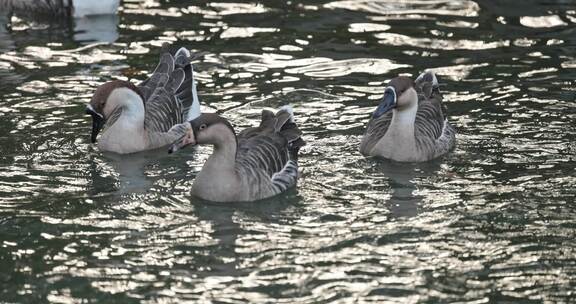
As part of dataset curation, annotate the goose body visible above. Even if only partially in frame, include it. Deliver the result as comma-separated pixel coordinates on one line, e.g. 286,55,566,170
360,71,456,162
1,0,118,18
170,107,305,202
86,47,201,154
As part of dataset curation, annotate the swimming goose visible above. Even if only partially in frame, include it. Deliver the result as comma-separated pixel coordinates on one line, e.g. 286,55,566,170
169,106,306,202
1,0,119,18
86,47,201,154
360,71,456,162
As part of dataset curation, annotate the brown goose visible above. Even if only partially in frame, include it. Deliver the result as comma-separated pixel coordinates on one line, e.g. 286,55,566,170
360,71,456,162
169,106,305,202
85,47,201,154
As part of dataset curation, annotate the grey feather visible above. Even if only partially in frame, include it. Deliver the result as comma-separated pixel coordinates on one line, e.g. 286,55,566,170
138,48,199,133
359,111,393,154
235,107,305,198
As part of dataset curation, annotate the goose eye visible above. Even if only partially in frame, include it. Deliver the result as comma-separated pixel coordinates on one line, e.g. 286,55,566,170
199,124,207,130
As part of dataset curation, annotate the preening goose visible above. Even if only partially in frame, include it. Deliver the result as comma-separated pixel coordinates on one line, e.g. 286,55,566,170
169,106,306,203
360,71,456,162
86,47,201,154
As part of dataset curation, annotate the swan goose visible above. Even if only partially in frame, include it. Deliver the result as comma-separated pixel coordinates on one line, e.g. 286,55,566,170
86,47,201,154
169,106,305,202
360,71,456,162
1,0,118,18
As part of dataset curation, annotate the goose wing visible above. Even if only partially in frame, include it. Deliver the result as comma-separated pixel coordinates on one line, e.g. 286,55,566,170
236,107,304,193
414,71,446,141
236,133,292,178
139,47,200,133
360,111,393,154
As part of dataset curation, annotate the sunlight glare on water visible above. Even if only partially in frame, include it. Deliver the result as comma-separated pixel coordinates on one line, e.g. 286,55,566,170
0,0,575,303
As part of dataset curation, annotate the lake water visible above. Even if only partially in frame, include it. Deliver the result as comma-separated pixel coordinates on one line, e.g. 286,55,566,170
1,0,575,302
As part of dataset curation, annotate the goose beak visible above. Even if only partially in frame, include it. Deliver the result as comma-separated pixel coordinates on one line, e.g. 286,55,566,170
86,105,105,143
372,86,396,118
168,123,196,154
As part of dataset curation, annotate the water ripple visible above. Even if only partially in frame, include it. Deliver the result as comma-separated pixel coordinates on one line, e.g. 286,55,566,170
0,0,575,303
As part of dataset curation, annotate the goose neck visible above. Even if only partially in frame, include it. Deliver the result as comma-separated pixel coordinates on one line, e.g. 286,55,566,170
392,102,417,127
204,132,238,174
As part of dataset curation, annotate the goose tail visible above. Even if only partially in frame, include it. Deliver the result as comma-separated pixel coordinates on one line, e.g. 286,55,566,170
415,70,438,86
275,105,306,158
415,70,441,99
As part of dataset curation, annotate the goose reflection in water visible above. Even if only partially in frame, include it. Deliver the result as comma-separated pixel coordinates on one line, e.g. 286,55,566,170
85,150,171,196
183,195,295,278
370,159,443,218
73,14,118,43
106,152,166,195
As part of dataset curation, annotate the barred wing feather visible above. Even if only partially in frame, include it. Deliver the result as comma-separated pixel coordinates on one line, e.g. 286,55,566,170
414,73,455,156
138,47,199,133
235,108,303,197
236,134,297,196
360,111,393,154
414,97,445,141
144,87,183,133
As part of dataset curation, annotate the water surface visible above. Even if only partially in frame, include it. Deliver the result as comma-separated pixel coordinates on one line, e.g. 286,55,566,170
1,0,575,302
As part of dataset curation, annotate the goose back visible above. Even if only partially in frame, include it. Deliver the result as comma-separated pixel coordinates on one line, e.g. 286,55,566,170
413,77,446,146
234,107,305,200
413,73,456,158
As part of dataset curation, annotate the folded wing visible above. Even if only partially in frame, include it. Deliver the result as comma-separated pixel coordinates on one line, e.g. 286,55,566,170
236,106,305,195
414,71,445,141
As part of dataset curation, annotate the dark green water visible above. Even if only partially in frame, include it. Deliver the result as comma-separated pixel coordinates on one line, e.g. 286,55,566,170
1,0,575,303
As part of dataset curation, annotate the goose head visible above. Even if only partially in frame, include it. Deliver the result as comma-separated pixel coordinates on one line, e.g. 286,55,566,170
86,80,142,143
372,76,418,118
168,113,236,153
